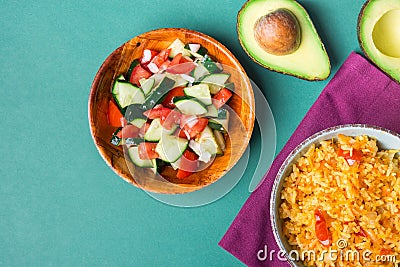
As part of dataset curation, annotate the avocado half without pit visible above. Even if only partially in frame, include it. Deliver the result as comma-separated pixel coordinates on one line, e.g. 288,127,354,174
358,0,400,83
237,0,331,81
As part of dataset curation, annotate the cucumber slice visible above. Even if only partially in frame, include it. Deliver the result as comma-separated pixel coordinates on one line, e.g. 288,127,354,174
142,77,175,110
204,104,218,117
128,146,153,168
173,97,207,115
165,73,189,88
184,44,208,57
124,138,144,146
183,84,212,105
217,108,228,119
150,159,158,174
144,118,162,141
193,63,210,80
116,74,125,81
111,129,145,146
213,129,226,155
150,158,168,174
124,104,146,127
208,121,225,132
183,47,204,58
144,118,177,142
130,118,146,128
203,56,223,74
197,47,208,57
209,118,229,132
209,119,229,133
180,74,195,84
139,77,155,96
150,73,167,87
209,109,229,131
170,157,181,170
112,80,145,108
125,59,140,80
188,126,219,163
110,127,123,146
199,73,230,94
155,134,188,163
224,82,235,91
167,38,191,58
187,50,203,58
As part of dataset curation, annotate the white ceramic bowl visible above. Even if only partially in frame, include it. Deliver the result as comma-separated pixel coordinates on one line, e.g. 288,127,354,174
270,124,400,266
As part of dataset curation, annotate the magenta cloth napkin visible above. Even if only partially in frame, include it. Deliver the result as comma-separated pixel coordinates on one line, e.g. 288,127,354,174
218,52,400,266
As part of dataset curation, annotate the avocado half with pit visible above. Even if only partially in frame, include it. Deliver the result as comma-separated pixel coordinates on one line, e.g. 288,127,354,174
358,0,400,83
237,0,331,81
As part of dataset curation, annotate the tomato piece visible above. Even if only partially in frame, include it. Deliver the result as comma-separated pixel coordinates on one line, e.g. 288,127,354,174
355,228,367,237
176,169,191,179
121,124,140,138
150,49,171,67
107,100,125,127
354,221,367,237
337,148,363,166
139,122,151,137
140,49,158,65
180,114,196,129
143,106,175,120
162,110,181,130
138,142,159,160
179,116,208,139
159,59,171,72
170,53,182,66
179,55,193,63
314,208,331,247
143,106,168,119
166,62,196,74
379,248,392,255
180,150,198,171
129,64,152,86
176,150,199,178
143,106,180,130
183,149,198,161
185,118,208,139
152,104,164,110
213,88,233,109
176,128,189,139
162,87,185,109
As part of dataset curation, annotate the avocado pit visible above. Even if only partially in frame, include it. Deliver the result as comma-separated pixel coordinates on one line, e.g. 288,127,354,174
372,9,400,58
254,8,301,56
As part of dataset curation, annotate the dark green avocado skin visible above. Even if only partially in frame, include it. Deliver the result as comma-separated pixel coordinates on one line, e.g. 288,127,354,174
357,0,376,77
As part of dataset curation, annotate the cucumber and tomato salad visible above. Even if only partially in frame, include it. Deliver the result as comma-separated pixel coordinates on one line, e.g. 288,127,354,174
107,38,233,179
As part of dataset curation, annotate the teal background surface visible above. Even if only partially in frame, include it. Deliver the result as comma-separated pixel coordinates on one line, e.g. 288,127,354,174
1,0,365,266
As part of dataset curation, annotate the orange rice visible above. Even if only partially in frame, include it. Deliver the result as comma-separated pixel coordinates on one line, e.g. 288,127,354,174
280,134,400,267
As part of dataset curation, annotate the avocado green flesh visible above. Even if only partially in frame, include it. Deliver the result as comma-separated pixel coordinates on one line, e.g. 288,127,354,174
372,9,400,58
358,0,400,83
238,0,330,81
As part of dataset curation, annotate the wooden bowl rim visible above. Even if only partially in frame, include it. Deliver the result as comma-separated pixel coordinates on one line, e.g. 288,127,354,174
88,27,255,193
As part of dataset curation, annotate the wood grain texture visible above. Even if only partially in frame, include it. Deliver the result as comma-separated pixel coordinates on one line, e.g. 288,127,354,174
88,28,255,194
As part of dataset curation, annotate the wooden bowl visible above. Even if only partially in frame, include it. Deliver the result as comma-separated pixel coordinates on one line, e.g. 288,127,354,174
88,28,255,194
